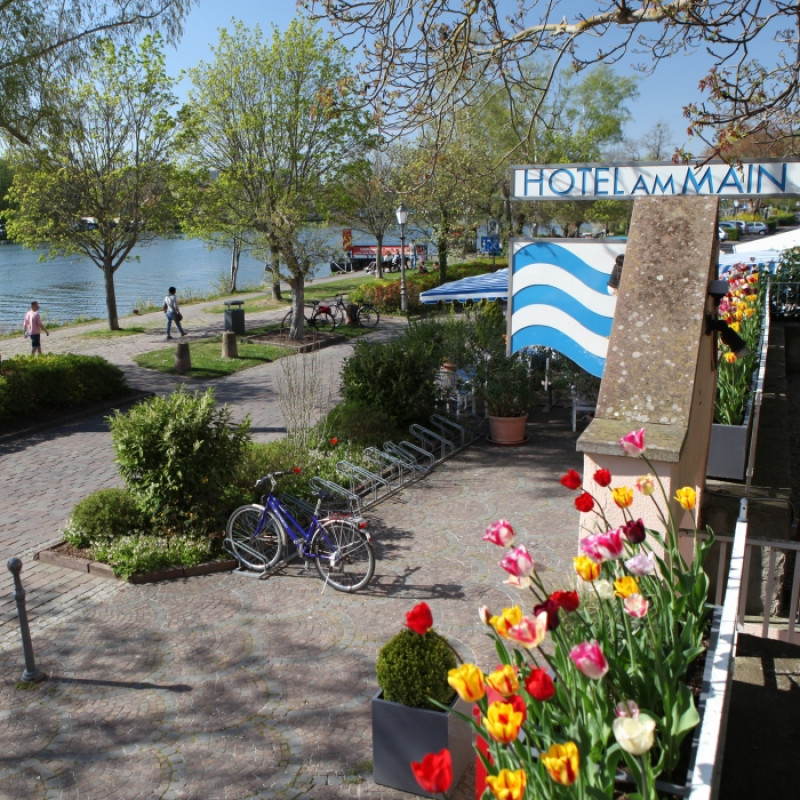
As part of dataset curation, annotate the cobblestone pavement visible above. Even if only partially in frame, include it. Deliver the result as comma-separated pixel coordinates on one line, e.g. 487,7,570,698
0,298,585,799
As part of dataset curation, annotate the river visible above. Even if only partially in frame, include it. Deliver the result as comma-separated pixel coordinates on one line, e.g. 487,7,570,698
0,236,337,332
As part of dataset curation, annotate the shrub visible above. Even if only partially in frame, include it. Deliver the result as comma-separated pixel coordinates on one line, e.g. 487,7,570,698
340,321,443,428
376,627,457,710
63,488,148,547
318,400,405,448
108,387,250,531
0,354,128,422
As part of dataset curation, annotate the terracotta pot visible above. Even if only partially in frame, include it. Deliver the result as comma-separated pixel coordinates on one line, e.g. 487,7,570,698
487,413,528,445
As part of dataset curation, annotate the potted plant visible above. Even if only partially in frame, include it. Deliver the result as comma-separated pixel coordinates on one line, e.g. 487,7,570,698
372,602,473,797
473,351,535,444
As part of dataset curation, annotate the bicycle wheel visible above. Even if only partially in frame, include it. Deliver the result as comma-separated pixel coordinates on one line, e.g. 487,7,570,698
311,520,375,592
226,505,285,571
358,304,380,328
280,310,293,332
330,303,346,326
311,310,336,332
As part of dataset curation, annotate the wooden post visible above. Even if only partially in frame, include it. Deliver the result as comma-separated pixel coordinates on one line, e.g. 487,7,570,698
221,331,239,358
174,341,191,373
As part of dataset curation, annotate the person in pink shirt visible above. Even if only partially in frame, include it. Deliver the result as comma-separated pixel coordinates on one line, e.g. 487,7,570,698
23,300,49,355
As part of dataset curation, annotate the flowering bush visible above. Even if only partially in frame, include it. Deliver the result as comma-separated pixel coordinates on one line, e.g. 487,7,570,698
413,428,714,799
715,264,763,425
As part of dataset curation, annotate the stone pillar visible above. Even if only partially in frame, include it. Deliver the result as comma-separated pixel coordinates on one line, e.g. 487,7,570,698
577,196,720,558
222,331,239,359
174,341,191,373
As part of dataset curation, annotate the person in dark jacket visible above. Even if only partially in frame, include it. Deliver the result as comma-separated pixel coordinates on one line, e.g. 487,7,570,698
608,254,624,295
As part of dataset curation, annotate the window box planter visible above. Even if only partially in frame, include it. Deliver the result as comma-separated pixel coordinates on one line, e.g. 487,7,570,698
706,398,754,481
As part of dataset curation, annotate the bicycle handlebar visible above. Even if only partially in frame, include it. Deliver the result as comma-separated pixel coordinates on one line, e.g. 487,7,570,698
254,469,300,489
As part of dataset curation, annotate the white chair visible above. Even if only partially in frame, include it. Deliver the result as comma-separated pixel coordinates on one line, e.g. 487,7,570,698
571,392,596,432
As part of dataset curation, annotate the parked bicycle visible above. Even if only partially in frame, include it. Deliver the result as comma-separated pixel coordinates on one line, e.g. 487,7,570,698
280,300,337,333
226,471,376,592
329,294,380,328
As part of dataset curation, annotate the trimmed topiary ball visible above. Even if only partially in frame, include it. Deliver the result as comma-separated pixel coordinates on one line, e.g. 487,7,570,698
376,627,458,711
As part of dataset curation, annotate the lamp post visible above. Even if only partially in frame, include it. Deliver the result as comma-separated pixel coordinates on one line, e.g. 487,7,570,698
733,200,739,222
396,203,409,312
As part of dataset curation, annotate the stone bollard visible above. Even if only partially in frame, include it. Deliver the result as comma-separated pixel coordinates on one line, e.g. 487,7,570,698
174,341,191,373
7,558,46,683
221,330,239,359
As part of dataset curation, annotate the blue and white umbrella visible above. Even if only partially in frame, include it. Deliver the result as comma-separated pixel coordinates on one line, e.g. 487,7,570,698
419,269,510,304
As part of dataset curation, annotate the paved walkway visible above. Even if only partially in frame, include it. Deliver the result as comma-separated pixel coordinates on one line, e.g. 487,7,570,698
0,295,586,799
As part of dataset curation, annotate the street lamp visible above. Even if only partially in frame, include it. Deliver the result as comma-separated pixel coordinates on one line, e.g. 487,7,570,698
395,203,409,312
733,199,739,222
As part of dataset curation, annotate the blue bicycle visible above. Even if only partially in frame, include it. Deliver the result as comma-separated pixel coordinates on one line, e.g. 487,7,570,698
225,471,376,592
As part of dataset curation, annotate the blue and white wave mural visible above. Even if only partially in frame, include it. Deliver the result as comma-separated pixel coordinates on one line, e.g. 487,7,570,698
510,240,627,377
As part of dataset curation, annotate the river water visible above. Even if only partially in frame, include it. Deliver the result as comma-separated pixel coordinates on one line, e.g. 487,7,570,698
0,236,334,332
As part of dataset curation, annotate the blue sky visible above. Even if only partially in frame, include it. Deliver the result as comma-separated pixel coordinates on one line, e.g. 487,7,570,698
165,1,727,154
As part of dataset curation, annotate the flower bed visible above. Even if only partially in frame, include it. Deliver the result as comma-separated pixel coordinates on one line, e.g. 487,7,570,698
409,428,714,800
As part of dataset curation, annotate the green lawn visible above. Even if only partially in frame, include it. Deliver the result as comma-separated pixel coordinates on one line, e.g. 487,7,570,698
133,336,293,378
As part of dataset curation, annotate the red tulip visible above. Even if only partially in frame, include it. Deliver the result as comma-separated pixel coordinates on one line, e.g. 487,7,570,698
533,598,560,631
574,492,594,513
560,469,582,490
550,590,580,612
593,468,612,487
405,602,433,635
411,748,452,794
525,667,555,701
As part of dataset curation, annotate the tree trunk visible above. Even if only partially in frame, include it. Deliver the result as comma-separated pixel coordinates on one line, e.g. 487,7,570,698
103,260,120,330
229,238,241,292
268,244,282,301
376,236,384,279
288,276,305,340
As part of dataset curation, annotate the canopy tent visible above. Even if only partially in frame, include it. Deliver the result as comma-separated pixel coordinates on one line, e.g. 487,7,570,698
419,269,509,304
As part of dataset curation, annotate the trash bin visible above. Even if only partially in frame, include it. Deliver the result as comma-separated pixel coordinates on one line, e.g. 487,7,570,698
224,300,245,335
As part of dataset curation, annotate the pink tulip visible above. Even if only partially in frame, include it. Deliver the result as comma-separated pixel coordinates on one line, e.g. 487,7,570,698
500,545,534,578
623,594,649,618
615,699,640,718
619,428,646,454
569,641,609,680
483,519,516,547
625,554,656,576
580,529,624,563
507,611,548,649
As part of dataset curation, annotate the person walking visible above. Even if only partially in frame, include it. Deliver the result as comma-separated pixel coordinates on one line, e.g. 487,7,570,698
23,301,49,355
607,254,624,295
163,287,186,339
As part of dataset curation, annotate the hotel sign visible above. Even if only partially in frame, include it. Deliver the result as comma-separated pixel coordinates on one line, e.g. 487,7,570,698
512,160,800,201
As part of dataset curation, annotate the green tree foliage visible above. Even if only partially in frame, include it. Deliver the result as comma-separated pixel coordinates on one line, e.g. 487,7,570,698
0,0,190,146
181,17,373,338
5,35,183,329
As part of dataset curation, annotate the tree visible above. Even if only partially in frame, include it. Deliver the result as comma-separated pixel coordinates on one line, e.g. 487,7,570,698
335,149,402,279
182,18,373,338
309,0,800,157
0,0,190,146
6,35,182,330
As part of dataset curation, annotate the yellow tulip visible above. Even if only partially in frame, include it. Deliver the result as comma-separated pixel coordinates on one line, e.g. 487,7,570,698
448,663,486,702
612,486,634,508
675,486,697,510
542,741,580,785
486,664,519,698
489,605,523,638
485,768,527,800
573,555,600,582
724,352,737,363
614,576,640,598
483,701,524,744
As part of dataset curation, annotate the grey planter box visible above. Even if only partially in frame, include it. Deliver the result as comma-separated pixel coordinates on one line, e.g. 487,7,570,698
706,399,754,481
372,690,472,797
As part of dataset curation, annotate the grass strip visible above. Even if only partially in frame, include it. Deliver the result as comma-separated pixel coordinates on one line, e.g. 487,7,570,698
133,336,293,378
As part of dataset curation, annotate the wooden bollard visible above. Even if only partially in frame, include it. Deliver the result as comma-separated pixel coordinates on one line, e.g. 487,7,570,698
174,341,191,373
221,330,238,359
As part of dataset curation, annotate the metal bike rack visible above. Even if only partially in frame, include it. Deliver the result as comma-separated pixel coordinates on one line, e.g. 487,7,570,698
410,423,457,460
308,476,363,515
383,440,434,474
336,461,391,506
363,447,415,488
429,414,476,450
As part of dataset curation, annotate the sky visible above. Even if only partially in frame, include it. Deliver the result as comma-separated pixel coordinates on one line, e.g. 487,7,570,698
163,1,734,157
